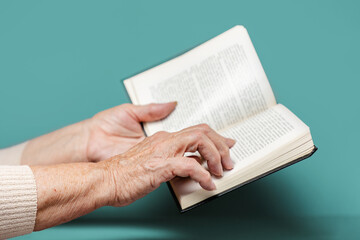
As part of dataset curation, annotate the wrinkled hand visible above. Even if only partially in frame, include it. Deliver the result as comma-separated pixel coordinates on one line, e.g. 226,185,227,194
85,102,177,162
102,124,236,207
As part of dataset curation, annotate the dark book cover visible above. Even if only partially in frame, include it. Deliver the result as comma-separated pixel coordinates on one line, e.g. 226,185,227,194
167,146,318,213
123,80,318,213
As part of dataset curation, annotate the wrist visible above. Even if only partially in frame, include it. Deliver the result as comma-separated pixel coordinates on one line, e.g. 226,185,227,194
78,119,91,162
21,119,91,165
89,161,113,209
97,155,125,207
54,119,91,163
32,161,111,231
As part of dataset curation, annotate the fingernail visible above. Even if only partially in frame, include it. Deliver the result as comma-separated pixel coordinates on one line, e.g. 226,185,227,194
226,138,236,148
228,159,234,169
158,101,176,105
209,181,217,191
223,155,234,170
215,165,223,177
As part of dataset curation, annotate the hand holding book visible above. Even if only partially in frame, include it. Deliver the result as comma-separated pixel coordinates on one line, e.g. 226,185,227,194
124,25,317,211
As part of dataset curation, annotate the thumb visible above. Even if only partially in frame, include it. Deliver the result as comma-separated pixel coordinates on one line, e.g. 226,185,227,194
129,102,177,122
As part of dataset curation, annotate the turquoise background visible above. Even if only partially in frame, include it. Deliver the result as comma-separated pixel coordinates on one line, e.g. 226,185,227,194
0,0,359,239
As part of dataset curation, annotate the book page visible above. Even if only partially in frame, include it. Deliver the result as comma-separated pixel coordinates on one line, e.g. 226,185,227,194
171,104,310,197
124,26,276,135
220,104,309,168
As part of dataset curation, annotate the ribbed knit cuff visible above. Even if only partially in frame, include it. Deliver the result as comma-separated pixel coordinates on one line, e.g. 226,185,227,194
0,165,37,239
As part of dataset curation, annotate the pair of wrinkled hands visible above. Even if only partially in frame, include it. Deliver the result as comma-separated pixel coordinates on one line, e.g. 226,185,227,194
86,102,235,207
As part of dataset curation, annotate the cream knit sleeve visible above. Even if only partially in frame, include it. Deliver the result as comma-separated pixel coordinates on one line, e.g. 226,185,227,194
0,143,37,239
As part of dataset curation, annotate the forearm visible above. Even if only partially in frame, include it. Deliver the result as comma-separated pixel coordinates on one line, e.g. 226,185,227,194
22,120,90,165
31,161,111,231
0,142,28,165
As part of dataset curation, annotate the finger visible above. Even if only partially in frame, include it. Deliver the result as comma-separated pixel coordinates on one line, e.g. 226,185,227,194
127,102,177,122
180,124,236,148
169,157,216,191
225,138,236,148
205,131,235,170
178,124,235,172
177,131,223,177
187,155,204,165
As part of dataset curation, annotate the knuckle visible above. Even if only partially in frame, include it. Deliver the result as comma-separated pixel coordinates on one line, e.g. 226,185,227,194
189,130,203,142
162,168,176,182
198,123,210,131
204,171,212,181
157,130,168,135
184,158,196,173
165,159,174,171
219,147,230,156
208,151,221,164
214,153,221,163
195,130,204,139
153,131,169,138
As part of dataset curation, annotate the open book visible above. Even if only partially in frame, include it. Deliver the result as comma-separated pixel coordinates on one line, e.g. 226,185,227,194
124,25,317,212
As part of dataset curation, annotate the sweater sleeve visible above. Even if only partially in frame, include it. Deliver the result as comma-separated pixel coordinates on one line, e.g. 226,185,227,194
0,165,37,239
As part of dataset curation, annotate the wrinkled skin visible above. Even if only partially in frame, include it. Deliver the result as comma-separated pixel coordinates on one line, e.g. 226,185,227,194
102,124,236,207
25,102,236,232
